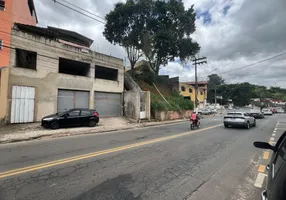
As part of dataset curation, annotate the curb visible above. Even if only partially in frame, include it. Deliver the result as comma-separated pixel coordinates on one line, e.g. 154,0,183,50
0,119,189,144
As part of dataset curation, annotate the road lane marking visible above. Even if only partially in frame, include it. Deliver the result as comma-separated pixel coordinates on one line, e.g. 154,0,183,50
254,173,267,188
270,137,275,141
272,134,275,136
0,124,222,179
258,165,266,173
263,152,270,159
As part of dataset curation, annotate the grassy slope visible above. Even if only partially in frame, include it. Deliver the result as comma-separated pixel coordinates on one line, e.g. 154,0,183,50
137,80,194,112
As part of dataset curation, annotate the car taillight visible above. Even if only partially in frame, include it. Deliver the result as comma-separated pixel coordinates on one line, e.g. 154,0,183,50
94,112,99,117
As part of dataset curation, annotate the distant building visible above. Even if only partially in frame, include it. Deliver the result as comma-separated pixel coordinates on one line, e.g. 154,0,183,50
179,81,208,108
0,0,38,125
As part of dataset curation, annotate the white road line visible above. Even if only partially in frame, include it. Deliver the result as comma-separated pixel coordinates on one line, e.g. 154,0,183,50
272,134,276,136
254,173,267,188
270,137,275,141
273,130,277,133
274,128,277,131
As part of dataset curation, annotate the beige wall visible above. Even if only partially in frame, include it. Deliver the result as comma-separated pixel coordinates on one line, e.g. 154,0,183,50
7,30,124,122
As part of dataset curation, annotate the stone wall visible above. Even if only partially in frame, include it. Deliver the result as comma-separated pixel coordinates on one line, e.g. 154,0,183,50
154,110,193,121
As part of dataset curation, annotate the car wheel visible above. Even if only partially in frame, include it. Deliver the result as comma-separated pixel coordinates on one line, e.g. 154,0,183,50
245,122,250,129
224,124,229,128
89,120,97,127
253,120,256,127
50,122,59,129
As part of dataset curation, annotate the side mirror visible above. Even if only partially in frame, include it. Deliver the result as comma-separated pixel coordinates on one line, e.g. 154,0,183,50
253,141,274,151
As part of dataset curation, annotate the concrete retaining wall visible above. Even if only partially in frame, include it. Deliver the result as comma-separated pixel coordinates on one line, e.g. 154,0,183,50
154,110,193,121
124,90,141,122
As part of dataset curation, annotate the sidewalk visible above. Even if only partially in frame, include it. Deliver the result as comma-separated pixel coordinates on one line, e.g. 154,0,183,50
0,117,189,144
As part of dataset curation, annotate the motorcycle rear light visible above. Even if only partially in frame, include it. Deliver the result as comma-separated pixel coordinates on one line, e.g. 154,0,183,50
94,112,99,117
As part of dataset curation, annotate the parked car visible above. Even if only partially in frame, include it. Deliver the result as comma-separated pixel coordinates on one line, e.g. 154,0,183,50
254,131,286,200
223,112,256,128
210,108,217,114
250,111,264,119
262,108,273,115
41,108,99,129
198,109,211,115
277,108,285,113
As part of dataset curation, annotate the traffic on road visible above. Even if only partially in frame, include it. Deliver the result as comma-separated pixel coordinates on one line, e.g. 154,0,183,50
0,109,285,200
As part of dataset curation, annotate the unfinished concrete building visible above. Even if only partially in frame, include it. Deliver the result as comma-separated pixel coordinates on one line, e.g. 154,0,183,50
6,23,124,123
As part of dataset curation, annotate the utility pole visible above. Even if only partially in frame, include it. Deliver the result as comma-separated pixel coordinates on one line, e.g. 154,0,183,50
214,85,217,108
192,56,207,113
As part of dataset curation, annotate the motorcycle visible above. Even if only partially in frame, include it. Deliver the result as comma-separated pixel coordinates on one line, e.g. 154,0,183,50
190,119,200,130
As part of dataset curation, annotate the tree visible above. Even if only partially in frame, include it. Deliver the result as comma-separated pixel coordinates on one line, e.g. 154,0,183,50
207,74,224,103
208,74,225,87
104,0,200,76
142,0,200,74
103,1,142,75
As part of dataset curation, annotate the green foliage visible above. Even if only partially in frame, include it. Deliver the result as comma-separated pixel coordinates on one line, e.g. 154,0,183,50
207,74,286,106
103,0,141,73
142,0,200,74
151,92,194,112
207,74,225,103
139,65,155,85
104,0,200,75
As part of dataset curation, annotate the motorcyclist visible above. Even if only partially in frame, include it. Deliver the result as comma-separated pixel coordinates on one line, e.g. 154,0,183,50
191,112,200,126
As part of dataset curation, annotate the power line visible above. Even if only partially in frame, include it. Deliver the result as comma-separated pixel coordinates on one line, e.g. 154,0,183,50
59,0,106,21
52,0,105,24
219,51,286,74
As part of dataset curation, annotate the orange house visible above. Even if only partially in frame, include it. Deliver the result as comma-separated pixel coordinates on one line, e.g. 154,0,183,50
0,0,37,124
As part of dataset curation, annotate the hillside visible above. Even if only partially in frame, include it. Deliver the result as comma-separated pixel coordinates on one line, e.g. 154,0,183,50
134,74,194,113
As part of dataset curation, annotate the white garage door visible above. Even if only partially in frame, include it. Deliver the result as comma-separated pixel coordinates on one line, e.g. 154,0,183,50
57,89,89,113
94,92,121,117
11,86,35,123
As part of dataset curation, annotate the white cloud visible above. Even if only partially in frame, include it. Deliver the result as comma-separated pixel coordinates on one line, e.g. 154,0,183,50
34,0,286,87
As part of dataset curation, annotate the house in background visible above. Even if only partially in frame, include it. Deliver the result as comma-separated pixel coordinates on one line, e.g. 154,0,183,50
5,23,124,124
0,0,38,125
179,81,208,108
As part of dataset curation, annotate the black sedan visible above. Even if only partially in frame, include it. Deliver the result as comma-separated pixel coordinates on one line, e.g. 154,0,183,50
250,112,264,119
41,108,99,129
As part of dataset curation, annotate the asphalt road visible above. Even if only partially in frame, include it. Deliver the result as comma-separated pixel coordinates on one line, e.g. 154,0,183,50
0,114,284,200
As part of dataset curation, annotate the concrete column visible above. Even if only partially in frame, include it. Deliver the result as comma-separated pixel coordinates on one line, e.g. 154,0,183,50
146,91,151,121
89,66,95,109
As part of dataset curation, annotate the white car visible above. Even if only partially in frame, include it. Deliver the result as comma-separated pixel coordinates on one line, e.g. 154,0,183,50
262,108,273,115
211,108,217,114
277,108,284,113
198,109,211,115
224,112,256,129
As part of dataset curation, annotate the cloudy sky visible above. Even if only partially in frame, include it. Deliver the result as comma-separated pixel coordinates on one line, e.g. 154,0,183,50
34,0,286,87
